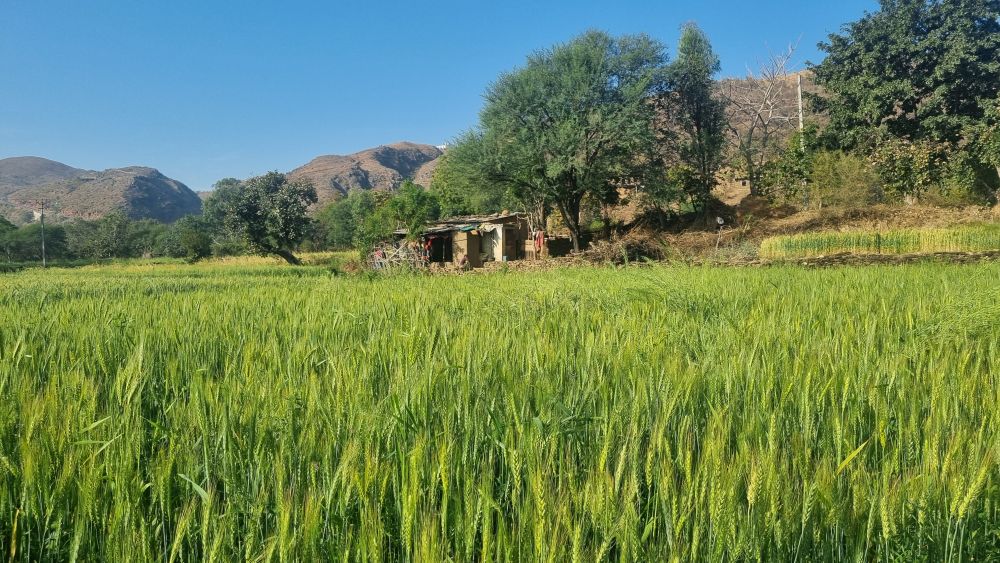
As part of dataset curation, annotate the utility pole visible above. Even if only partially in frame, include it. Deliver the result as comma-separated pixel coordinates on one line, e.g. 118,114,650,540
797,74,805,150
27,199,47,267
797,74,809,208
40,204,46,268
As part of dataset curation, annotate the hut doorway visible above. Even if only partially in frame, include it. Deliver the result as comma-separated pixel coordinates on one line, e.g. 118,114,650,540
426,235,453,263
480,226,505,261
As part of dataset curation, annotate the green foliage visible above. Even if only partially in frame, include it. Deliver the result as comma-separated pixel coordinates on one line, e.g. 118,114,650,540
969,96,1000,201
763,127,819,199
0,222,68,262
314,190,377,250
385,181,440,239
807,150,883,207
86,211,133,259
764,127,883,208
201,177,241,226
813,0,1000,147
641,165,694,219
861,135,996,204
660,23,726,208
352,210,394,256
2,262,1000,559
205,172,317,265
63,219,99,259
0,201,229,265
472,30,670,250
429,138,510,217
312,184,442,255
811,0,1000,204
869,137,948,200
127,219,168,258
159,215,213,261
982,98,1000,164
349,183,441,254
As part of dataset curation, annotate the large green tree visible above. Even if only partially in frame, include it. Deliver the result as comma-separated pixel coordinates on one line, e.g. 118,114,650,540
384,181,440,239
91,211,132,259
159,215,213,261
429,137,510,218
472,30,670,251
206,172,317,265
659,23,726,208
314,190,378,250
812,0,1000,148
975,96,1000,199
350,182,442,254
202,177,242,226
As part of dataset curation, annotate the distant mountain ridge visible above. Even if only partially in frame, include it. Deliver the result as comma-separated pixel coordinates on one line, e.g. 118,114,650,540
1,142,445,221
288,141,443,204
0,157,201,222
0,156,82,197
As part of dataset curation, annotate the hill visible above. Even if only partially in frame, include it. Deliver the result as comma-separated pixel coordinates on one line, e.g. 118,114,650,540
0,158,202,222
0,157,83,198
288,142,443,204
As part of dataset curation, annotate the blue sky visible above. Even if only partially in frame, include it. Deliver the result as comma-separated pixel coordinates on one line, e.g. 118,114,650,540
0,0,877,190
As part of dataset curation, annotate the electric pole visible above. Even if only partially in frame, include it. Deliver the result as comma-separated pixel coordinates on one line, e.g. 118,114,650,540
40,204,46,268
27,199,47,267
797,74,805,150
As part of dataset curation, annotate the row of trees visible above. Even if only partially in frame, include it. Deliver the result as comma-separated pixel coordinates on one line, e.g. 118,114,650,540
0,212,219,263
432,29,703,251
429,25,804,251
430,0,1000,249
312,181,443,253
1,173,446,265
202,174,442,263
763,0,1000,207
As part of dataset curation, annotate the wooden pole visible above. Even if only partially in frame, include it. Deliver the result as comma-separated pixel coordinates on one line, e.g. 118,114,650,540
39,205,46,268
797,74,805,150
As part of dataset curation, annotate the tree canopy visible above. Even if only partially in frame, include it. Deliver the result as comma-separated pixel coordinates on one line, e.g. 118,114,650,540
429,136,510,218
205,172,317,265
659,23,727,208
467,30,670,250
813,0,1000,147
811,0,1000,201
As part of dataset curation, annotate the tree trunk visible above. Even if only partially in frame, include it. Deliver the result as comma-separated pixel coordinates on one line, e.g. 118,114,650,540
274,249,302,265
744,153,759,197
995,166,1000,204
558,198,583,253
530,200,548,234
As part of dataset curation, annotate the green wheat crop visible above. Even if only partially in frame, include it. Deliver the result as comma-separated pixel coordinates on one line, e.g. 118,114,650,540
1,261,998,560
759,223,1000,259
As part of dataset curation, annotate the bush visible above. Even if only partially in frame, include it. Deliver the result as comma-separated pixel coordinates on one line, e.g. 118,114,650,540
582,232,665,264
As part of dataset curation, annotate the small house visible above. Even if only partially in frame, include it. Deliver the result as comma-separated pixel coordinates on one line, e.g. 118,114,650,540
393,212,532,268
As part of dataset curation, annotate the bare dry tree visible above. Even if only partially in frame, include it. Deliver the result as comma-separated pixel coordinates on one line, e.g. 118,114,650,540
720,46,800,197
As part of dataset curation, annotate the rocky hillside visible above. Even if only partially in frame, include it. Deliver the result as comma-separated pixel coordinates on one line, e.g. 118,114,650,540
0,157,201,222
288,142,443,204
0,157,82,198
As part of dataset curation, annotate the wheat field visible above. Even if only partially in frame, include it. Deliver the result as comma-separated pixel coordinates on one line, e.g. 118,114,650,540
759,223,1000,259
1,262,998,560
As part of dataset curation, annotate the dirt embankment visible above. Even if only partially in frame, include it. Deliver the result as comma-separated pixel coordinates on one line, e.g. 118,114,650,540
656,197,1000,258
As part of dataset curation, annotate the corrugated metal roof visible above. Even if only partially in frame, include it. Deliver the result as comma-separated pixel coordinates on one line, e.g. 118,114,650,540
393,212,524,236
